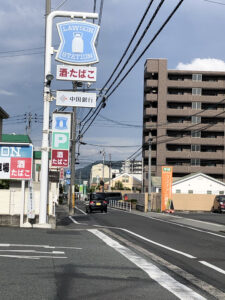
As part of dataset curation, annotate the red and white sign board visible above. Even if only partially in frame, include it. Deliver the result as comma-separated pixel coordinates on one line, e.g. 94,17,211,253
0,144,33,180
51,149,69,167
56,65,97,82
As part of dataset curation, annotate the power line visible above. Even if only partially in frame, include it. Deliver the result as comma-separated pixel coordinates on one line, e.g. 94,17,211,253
78,0,184,140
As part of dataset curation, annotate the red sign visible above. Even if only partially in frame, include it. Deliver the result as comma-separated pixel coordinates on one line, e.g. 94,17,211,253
10,157,32,179
51,150,69,167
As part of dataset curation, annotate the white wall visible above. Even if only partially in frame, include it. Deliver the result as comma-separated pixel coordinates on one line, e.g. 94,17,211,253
172,175,225,195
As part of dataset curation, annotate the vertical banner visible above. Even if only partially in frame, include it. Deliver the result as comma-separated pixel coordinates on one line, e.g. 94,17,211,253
51,113,71,167
161,166,173,212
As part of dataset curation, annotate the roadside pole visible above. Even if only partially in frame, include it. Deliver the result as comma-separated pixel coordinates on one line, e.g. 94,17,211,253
69,105,76,215
20,180,25,227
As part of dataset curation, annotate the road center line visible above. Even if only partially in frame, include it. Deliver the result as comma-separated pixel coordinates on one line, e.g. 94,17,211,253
199,261,225,275
122,228,196,259
89,229,205,300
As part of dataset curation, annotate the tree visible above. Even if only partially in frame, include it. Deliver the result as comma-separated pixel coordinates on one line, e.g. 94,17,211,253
114,180,124,190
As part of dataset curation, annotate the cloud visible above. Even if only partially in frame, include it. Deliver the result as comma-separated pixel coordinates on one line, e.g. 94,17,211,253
176,58,225,71
0,89,14,96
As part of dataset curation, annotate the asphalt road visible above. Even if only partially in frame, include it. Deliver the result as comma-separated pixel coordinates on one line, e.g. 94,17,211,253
0,204,224,300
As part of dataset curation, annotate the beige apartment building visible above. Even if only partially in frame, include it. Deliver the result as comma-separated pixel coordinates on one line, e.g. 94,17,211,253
143,58,225,191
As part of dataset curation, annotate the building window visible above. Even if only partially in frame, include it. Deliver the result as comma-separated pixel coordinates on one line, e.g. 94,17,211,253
192,88,202,95
191,158,200,166
192,102,201,109
191,131,201,138
192,74,202,81
122,175,129,183
191,145,200,152
188,190,193,194
207,190,212,194
192,116,201,124
219,191,224,195
176,189,181,193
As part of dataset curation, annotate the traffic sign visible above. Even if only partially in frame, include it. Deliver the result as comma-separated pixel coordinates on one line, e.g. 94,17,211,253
56,91,96,108
55,20,99,65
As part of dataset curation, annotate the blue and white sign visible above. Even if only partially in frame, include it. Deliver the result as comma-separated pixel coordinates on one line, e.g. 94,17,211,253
56,21,99,65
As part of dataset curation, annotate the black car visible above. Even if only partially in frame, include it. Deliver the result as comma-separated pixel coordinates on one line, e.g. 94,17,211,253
86,193,107,213
212,195,225,213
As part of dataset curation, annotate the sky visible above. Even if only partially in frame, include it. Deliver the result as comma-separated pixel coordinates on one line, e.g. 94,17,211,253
1,0,225,168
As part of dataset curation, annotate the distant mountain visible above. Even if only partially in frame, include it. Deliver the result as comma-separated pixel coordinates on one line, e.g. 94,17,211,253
75,160,122,184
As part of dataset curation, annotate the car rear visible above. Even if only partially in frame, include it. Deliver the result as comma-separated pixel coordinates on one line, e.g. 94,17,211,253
87,193,107,213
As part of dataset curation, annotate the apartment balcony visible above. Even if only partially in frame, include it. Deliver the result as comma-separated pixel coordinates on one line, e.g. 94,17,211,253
144,122,158,130
165,150,224,160
166,108,225,118
171,165,224,174
167,80,225,89
143,150,157,159
166,122,225,131
144,108,158,116
167,94,225,102
166,137,225,146
144,94,158,102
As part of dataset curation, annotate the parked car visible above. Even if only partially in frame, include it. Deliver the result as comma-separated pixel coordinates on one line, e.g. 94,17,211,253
211,195,225,213
86,192,107,213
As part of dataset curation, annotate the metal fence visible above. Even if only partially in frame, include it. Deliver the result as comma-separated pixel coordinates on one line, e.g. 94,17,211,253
109,200,131,212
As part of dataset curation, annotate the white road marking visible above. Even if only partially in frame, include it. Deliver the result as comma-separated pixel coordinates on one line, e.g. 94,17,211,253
89,229,205,300
0,249,65,254
0,254,67,260
69,215,80,224
75,206,87,215
0,243,82,250
199,261,225,275
122,228,196,259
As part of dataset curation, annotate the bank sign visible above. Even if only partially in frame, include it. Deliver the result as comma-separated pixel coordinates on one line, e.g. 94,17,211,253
51,113,71,167
55,21,99,65
0,144,33,180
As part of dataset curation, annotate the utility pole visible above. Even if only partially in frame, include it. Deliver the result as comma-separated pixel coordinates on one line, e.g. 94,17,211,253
148,135,152,212
109,154,111,191
100,150,105,192
69,106,76,215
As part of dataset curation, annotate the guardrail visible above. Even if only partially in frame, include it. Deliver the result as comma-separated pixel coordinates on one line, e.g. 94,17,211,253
109,200,131,212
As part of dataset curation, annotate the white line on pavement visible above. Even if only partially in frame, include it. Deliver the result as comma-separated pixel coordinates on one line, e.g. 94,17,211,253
69,215,80,224
122,228,196,259
0,254,67,260
75,206,87,215
89,229,205,300
0,243,82,250
199,261,225,275
0,249,65,254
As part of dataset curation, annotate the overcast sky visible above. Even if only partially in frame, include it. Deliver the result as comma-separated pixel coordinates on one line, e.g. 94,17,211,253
1,0,225,167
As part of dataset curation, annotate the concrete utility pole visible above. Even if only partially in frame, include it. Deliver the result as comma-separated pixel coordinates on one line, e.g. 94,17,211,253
100,150,105,192
109,153,111,191
69,106,76,215
148,135,152,212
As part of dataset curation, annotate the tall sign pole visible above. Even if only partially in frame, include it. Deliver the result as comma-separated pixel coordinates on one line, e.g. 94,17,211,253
39,10,98,225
